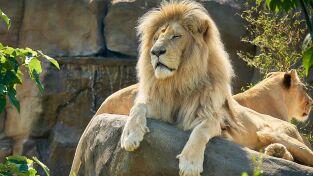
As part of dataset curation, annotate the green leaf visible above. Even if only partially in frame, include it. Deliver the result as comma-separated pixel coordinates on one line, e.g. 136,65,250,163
3,71,22,85
7,89,20,112
0,85,7,95
241,172,249,176
32,157,50,176
0,9,11,30
38,51,60,69
32,70,44,93
28,58,42,74
6,156,28,165
303,46,313,75
0,95,6,113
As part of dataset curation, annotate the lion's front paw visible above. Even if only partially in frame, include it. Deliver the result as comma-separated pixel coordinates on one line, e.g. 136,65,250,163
177,153,203,176
121,122,149,151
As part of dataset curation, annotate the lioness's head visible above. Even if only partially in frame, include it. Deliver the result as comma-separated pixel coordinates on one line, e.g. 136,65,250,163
268,70,313,121
137,0,231,81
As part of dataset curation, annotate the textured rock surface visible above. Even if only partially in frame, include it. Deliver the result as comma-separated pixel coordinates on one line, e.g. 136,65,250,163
104,0,163,56
0,0,24,47
76,114,313,176
39,57,136,176
18,0,108,56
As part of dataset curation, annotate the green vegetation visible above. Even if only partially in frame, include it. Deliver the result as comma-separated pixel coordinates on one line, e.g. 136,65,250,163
238,0,305,76
0,9,53,176
241,153,263,176
264,0,313,75
0,156,50,176
0,10,59,113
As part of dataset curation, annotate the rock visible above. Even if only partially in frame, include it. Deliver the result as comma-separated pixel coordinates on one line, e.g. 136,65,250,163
30,57,137,175
0,138,13,162
18,0,109,57
104,0,254,92
31,57,137,137
4,68,43,155
76,114,313,176
0,0,24,47
104,0,163,56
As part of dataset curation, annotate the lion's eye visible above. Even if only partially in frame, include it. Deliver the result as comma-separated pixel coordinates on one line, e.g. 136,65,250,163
171,35,181,40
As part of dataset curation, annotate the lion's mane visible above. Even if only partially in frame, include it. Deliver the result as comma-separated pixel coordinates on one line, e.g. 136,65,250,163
135,0,235,130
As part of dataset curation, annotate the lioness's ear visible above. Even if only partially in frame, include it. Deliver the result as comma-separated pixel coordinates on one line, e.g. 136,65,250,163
283,73,291,89
283,70,299,88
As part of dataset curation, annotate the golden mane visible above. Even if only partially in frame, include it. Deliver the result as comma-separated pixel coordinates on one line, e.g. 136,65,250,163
135,0,235,130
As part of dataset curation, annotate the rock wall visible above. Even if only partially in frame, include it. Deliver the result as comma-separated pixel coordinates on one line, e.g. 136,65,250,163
0,0,256,175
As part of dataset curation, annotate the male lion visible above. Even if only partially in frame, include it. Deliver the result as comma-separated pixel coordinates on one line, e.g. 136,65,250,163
120,1,237,175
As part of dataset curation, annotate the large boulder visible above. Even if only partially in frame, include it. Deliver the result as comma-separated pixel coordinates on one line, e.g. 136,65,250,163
76,114,313,176
18,0,109,57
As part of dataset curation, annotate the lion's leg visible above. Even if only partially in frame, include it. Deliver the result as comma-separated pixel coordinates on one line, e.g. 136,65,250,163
177,118,222,176
120,103,149,151
264,143,293,161
257,131,313,166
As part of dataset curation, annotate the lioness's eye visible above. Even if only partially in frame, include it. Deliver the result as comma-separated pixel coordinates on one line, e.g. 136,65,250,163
171,35,181,40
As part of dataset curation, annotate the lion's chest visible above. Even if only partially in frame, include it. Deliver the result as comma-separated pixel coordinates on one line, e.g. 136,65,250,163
146,95,199,129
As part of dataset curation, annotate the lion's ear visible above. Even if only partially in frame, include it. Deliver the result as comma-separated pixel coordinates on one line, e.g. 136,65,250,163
183,14,209,35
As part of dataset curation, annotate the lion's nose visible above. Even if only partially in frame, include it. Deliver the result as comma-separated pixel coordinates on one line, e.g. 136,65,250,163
151,46,166,57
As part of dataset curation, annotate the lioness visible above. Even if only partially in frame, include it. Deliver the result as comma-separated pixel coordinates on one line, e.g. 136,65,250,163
234,70,312,122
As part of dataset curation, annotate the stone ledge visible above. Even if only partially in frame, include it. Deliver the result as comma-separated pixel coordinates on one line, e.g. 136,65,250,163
56,57,137,66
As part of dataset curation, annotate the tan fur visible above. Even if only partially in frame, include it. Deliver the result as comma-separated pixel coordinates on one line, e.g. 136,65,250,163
223,99,313,166
96,71,313,123
234,70,313,122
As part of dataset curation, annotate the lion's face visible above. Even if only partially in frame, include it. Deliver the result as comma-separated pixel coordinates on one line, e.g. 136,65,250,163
280,70,313,121
150,22,192,79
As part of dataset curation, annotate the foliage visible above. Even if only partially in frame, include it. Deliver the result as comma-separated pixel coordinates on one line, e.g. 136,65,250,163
264,0,313,75
291,119,313,144
0,156,50,176
240,83,255,92
241,153,263,176
0,10,59,113
265,0,313,12
238,0,305,76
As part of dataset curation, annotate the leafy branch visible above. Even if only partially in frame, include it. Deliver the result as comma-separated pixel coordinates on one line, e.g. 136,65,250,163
0,10,59,113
